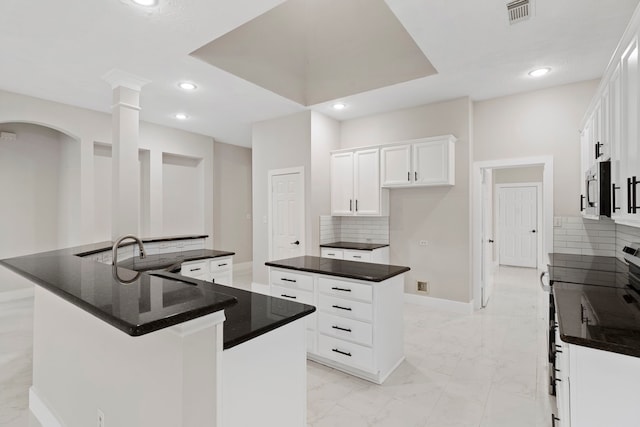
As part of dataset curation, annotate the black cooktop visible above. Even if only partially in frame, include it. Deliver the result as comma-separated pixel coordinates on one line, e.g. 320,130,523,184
547,253,632,289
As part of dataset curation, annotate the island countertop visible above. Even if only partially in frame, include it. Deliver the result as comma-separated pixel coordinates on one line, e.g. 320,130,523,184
319,242,390,251
266,255,410,282
1,239,315,346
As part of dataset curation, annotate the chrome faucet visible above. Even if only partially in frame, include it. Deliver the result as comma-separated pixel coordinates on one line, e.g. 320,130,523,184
112,235,146,266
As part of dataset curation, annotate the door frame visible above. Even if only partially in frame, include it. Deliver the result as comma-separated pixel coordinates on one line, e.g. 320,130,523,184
267,166,305,261
472,156,553,311
494,182,543,268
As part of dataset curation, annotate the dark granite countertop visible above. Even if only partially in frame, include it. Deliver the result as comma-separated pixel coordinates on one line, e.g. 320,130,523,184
320,242,390,251
117,249,235,272
553,282,640,358
266,256,409,282
1,240,315,347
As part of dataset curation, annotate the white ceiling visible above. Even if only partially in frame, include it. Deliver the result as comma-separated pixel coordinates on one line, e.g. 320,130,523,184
1,0,638,147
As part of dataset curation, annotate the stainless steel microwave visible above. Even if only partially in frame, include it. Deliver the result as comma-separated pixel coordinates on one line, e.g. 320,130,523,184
584,160,611,218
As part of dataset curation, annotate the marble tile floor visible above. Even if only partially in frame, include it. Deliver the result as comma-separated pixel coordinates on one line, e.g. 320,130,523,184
0,266,552,427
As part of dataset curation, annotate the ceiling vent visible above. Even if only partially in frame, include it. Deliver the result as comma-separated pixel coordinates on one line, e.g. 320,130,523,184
507,0,531,24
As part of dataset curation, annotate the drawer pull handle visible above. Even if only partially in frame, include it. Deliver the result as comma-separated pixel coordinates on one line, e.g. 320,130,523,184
332,325,352,332
282,278,297,283
190,268,201,272
353,255,362,259
331,287,352,292
280,294,297,299
218,263,228,267
332,304,352,311
327,253,335,256
332,348,352,357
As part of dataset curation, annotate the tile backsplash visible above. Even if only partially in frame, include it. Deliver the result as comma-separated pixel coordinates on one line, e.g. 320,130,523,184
553,216,616,256
320,216,389,245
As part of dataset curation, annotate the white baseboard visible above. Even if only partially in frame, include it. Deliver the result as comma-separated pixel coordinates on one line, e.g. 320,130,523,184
30,387,63,427
0,287,34,303
404,293,474,314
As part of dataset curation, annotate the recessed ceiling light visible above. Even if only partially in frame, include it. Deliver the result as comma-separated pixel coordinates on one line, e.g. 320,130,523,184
178,82,197,91
528,67,551,77
132,0,157,6
332,102,346,110
175,113,188,120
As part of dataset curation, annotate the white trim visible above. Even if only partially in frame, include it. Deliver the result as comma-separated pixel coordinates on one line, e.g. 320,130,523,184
30,387,64,427
101,68,150,91
472,156,553,311
168,311,225,337
403,293,474,315
267,166,305,262
494,182,543,269
0,286,34,303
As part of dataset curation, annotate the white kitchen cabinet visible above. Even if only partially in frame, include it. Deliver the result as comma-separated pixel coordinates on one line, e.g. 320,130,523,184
380,136,456,187
268,267,405,384
181,256,234,285
609,64,623,218
330,148,389,216
320,246,390,264
553,314,571,427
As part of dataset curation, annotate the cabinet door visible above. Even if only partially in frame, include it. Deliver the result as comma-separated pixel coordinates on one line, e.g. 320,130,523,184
620,38,640,221
331,152,354,215
380,145,411,187
592,102,603,161
320,248,344,259
580,122,592,217
413,139,454,186
353,149,381,215
609,65,623,217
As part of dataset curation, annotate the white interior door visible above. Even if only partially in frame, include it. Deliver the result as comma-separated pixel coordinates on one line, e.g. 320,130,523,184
498,185,537,268
271,171,304,261
481,169,494,307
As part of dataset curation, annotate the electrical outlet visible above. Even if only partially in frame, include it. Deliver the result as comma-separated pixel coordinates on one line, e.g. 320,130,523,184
417,281,428,293
419,240,428,246
97,409,105,427
553,217,562,227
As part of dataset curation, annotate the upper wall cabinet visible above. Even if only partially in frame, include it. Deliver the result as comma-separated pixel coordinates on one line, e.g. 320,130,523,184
380,135,456,187
580,6,640,227
330,148,389,216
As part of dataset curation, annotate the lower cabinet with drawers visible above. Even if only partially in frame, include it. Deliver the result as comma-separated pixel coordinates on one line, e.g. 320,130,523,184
268,266,405,384
320,246,389,264
181,255,233,285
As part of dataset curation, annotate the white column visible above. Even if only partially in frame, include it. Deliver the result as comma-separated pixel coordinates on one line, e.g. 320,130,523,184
102,69,150,240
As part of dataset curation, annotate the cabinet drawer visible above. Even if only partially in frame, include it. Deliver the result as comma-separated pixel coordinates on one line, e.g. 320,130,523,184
212,271,232,286
318,277,372,302
270,269,313,291
343,250,371,262
318,294,372,322
319,313,372,346
271,285,314,305
321,248,344,259
318,335,373,371
181,260,207,278
210,257,232,273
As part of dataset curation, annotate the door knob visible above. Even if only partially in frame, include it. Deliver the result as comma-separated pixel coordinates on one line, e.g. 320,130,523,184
488,239,494,243
531,230,536,233
291,240,300,245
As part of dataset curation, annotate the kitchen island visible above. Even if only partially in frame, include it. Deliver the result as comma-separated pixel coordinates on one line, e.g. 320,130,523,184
266,256,409,384
1,236,315,427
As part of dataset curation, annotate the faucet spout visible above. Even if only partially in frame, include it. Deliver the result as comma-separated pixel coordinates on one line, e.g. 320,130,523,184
112,235,146,266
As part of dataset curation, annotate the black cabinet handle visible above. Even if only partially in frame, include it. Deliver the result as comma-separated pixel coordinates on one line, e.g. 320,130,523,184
332,304,352,311
407,171,410,181
353,255,362,258
552,414,560,427
628,178,633,214
331,286,352,292
280,294,296,299
415,171,418,181
218,263,228,267
281,278,297,283
633,176,639,214
327,253,335,256
190,267,201,272
613,183,620,212
350,199,352,211
355,200,358,212
580,194,585,211
332,325,352,332
331,348,352,357
595,141,602,158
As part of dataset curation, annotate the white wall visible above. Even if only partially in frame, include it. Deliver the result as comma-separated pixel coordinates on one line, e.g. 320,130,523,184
340,98,473,303
0,89,215,249
162,153,204,236
493,166,543,184
213,142,253,263
474,80,599,216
